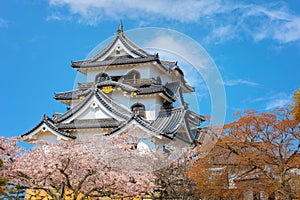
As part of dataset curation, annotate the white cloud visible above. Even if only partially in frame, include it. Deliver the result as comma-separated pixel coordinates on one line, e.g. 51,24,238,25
49,0,224,23
266,97,291,110
204,25,237,44
266,93,292,110
48,0,300,44
0,18,8,28
46,13,63,21
252,92,292,110
143,34,206,86
224,79,260,87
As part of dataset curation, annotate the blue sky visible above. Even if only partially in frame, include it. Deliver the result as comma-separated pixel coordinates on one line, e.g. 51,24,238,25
0,0,299,137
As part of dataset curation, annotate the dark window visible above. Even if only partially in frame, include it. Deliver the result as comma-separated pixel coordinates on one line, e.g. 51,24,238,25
124,70,140,81
131,103,146,118
95,73,110,83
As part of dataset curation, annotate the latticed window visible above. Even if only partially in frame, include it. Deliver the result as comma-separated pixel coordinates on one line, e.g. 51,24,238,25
131,103,146,118
95,73,110,83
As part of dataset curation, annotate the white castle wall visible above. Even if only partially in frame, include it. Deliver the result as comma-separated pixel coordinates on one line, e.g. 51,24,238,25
34,131,60,143
111,91,162,120
86,63,175,83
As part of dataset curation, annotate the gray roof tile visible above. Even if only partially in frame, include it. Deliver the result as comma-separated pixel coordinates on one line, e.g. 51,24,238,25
55,89,132,123
58,119,122,129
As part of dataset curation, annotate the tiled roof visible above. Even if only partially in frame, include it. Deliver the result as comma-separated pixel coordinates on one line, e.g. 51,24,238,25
106,114,164,136
97,80,138,92
118,32,150,58
137,84,164,94
165,81,180,97
108,107,188,139
22,114,76,139
95,90,132,119
137,82,179,102
55,89,132,123
160,60,177,68
54,88,91,100
71,55,158,68
186,110,206,126
91,26,150,61
58,119,122,129
55,91,94,123
71,25,153,69
151,107,185,135
54,81,179,102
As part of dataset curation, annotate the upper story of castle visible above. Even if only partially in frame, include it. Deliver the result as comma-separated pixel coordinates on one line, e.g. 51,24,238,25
69,22,193,93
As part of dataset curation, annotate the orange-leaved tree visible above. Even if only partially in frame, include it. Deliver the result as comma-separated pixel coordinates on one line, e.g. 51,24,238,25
188,106,300,200
294,88,300,123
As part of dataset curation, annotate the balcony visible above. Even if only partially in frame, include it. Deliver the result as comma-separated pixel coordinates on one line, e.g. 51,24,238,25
122,78,157,86
77,78,159,90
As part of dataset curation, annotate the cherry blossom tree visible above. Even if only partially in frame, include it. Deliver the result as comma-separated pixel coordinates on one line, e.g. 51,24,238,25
1,132,198,199
0,136,24,199
7,134,184,199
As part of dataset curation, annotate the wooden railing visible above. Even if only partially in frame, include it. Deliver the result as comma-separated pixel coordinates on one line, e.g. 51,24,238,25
78,78,158,89
122,78,156,86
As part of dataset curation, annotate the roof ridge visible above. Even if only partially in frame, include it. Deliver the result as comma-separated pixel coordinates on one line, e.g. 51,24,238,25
72,23,151,65
95,90,132,119
55,90,94,123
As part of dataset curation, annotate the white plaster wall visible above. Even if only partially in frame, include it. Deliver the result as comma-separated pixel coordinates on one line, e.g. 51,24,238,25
77,106,112,120
74,129,109,139
65,96,125,123
87,65,152,82
111,91,163,120
86,63,182,83
110,91,132,108
36,131,60,143
98,40,140,61
147,63,174,84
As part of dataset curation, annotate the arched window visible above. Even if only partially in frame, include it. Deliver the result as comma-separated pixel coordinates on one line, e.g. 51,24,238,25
124,70,140,81
131,103,146,118
95,73,110,83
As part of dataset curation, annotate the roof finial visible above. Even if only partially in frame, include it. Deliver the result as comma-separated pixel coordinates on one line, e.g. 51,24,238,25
42,113,47,120
117,20,123,33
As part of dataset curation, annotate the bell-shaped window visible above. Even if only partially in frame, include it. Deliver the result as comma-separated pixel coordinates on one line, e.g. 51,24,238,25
131,103,146,118
124,70,140,81
95,73,110,83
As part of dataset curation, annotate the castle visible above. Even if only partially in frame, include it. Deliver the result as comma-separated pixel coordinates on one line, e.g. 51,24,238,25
22,23,205,148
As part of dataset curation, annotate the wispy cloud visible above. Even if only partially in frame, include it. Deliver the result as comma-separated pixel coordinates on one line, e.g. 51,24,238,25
252,92,292,110
0,18,8,28
48,0,300,44
224,79,261,87
204,25,237,44
46,13,63,21
143,33,207,86
266,98,291,110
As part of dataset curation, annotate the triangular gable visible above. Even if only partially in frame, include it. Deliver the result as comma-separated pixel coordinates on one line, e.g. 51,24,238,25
90,23,149,62
96,39,139,61
107,115,164,140
55,90,132,123
22,115,75,142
